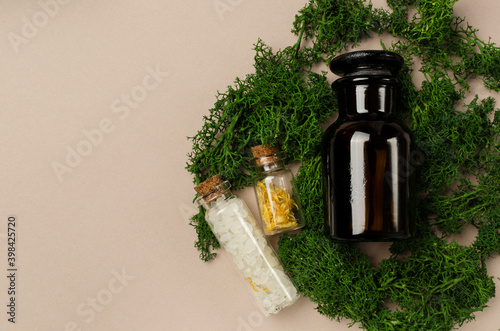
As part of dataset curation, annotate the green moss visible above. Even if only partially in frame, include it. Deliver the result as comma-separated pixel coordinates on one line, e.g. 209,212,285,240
186,0,500,329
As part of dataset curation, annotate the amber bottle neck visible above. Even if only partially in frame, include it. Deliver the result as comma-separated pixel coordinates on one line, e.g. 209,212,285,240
334,76,398,120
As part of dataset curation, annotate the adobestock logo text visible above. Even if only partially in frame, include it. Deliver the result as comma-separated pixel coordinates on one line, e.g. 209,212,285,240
65,268,134,331
51,64,169,182
7,0,73,54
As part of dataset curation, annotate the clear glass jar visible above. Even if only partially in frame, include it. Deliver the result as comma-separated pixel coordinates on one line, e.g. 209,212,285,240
251,146,305,236
195,175,300,316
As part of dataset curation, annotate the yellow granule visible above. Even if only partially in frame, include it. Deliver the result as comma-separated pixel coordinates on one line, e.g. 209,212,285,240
256,181,299,233
244,277,269,292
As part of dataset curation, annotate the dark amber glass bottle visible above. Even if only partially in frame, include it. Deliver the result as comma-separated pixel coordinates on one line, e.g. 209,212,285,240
322,50,412,241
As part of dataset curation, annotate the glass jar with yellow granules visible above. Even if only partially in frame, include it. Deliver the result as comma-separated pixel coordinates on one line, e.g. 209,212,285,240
252,145,305,235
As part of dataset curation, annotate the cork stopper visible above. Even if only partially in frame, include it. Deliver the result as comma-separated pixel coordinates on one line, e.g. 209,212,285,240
251,145,280,158
252,145,282,167
194,175,222,196
194,175,227,203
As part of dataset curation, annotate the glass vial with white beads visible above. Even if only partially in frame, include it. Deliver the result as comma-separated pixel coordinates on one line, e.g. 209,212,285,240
195,175,300,316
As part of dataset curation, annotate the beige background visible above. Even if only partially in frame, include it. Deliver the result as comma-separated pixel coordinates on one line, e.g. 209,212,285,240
0,0,499,330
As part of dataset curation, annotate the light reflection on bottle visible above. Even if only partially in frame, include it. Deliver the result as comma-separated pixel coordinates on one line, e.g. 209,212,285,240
387,137,399,231
350,131,370,235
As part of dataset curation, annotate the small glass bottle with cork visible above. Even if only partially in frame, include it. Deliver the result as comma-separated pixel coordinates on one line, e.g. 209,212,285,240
251,145,305,236
195,175,300,315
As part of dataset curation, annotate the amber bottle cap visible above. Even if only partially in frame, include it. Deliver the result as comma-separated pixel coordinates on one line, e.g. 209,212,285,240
329,50,403,77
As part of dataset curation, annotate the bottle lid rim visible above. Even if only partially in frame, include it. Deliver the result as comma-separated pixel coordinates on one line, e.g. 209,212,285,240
329,50,404,77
